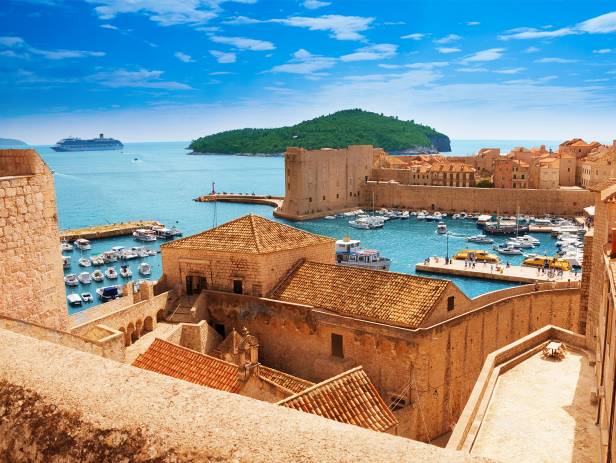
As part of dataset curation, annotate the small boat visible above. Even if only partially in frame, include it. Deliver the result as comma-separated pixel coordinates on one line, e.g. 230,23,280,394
425,215,436,222
324,215,336,220
416,213,426,220
459,212,468,220
533,218,553,226
62,255,71,269
120,249,139,260
61,241,73,252
410,211,418,216
506,238,535,249
335,237,391,271
493,244,523,255
101,251,118,263
138,262,152,276
67,293,82,306
105,267,118,279
400,211,410,220
133,246,149,258
78,257,92,267
437,222,447,234
349,216,385,230
476,214,493,227
453,249,499,263
522,255,572,271
466,235,494,244
452,213,460,220
81,292,93,303
96,285,123,302
91,255,105,266
133,229,157,242
74,238,92,250
91,269,104,282
147,249,157,256
120,265,132,278
64,274,79,286
77,272,91,284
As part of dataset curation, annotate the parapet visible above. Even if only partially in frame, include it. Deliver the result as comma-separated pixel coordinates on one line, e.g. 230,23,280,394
0,327,491,462
0,148,51,178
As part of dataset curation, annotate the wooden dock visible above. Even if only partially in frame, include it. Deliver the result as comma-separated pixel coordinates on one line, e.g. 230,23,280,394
194,193,284,208
60,220,162,241
415,258,581,284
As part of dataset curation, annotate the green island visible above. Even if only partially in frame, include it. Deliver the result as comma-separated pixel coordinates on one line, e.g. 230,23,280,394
188,109,451,155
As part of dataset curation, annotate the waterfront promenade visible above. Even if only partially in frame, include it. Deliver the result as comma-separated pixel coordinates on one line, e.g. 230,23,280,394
416,257,581,283
60,220,161,241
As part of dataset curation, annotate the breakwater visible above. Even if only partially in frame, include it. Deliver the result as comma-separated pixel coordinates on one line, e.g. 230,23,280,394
60,220,162,241
194,193,284,208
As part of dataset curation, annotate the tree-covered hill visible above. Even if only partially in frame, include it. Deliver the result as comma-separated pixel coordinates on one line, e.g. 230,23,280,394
189,109,450,155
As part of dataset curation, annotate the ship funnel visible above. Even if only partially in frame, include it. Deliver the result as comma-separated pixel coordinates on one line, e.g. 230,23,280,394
99,133,104,138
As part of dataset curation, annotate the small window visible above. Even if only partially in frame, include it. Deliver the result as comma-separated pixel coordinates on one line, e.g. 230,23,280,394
309,197,312,203
322,195,325,200
336,193,339,199
447,296,455,311
331,333,344,358
390,394,408,411
233,279,243,294
214,323,225,337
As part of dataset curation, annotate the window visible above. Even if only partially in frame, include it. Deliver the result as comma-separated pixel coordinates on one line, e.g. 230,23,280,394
336,193,339,199
322,195,325,200
390,394,408,411
331,333,344,358
214,323,225,337
447,296,455,311
233,279,243,294
309,197,312,202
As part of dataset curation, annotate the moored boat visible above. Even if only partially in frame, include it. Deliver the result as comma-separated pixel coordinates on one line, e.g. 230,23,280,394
78,257,92,267
77,272,91,284
453,249,499,263
64,274,79,286
74,238,92,250
91,255,105,266
96,285,123,302
437,222,447,234
67,293,82,306
62,255,71,269
105,267,118,279
466,235,494,244
138,262,152,276
335,237,391,271
120,265,132,278
61,241,73,252
492,244,523,255
91,269,104,282
81,292,93,303
133,229,157,242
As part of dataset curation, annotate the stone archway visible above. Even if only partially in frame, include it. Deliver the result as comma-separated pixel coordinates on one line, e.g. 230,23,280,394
126,323,134,346
156,309,164,322
135,319,143,339
144,316,154,333
119,327,129,347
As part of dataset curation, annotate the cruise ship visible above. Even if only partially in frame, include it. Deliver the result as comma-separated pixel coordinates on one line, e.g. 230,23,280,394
51,133,123,152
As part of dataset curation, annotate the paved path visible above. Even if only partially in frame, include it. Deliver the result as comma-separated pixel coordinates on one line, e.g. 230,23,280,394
416,257,581,283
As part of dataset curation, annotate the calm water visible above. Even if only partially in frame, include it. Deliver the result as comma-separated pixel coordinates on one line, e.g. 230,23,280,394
34,140,564,313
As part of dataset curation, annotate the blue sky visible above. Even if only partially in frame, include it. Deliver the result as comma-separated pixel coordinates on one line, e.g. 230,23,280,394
1,0,616,144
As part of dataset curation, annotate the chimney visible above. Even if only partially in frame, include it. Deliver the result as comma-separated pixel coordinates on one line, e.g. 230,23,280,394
237,328,259,382
611,229,616,258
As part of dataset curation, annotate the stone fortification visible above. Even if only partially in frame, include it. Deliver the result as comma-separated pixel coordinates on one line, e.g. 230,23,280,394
0,149,68,330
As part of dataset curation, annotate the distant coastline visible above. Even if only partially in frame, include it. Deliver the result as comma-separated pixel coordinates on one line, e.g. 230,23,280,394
186,150,283,157
0,138,27,148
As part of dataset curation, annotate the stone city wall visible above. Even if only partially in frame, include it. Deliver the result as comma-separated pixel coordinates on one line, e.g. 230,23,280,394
0,328,493,463
200,286,580,441
360,182,594,216
0,149,68,330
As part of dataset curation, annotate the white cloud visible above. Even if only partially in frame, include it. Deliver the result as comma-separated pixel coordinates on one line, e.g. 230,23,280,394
593,48,613,54
340,44,397,62
401,33,425,40
174,51,194,62
88,68,192,90
276,15,373,40
210,50,236,63
493,67,525,74
100,24,118,30
499,11,616,40
461,48,504,63
209,35,275,51
303,0,330,9
525,46,540,53
209,71,233,75
434,34,461,44
578,11,616,33
499,27,576,40
534,57,578,64
585,78,609,82
0,36,26,47
436,47,460,54
458,67,489,73
467,21,480,26
0,36,105,60
269,49,336,75
406,61,450,70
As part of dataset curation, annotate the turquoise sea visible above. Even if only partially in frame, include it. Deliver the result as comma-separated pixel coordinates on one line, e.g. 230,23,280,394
34,140,564,313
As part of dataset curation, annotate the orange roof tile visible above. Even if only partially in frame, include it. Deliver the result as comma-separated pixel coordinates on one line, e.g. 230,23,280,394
277,366,398,432
270,261,451,328
161,214,334,254
133,339,241,392
588,178,616,193
258,365,315,394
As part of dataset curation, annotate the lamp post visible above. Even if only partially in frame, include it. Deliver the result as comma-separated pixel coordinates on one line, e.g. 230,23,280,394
445,232,449,264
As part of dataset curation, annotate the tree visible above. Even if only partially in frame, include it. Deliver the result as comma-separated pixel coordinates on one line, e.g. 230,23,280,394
476,179,494,188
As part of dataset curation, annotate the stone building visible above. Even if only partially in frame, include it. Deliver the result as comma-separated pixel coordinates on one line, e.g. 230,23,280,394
528,156,560,189
0,149,67,330
493,158,529,189
428,162,476,187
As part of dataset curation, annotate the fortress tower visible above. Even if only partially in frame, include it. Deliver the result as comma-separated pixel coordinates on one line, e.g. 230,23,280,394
0,149,68,330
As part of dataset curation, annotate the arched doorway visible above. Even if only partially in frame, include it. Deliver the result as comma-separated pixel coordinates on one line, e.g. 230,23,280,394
144,316,153,332
135,319,143,339
119,327,129,347
126,323,134,346
156,309,164,322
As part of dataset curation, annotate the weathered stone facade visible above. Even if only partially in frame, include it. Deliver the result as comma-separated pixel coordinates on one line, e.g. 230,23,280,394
0,149,67,331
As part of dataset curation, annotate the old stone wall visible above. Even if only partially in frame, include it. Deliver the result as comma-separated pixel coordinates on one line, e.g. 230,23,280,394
201,286,580,441
0,149,67,330
360,182,593,216
179,320,222,354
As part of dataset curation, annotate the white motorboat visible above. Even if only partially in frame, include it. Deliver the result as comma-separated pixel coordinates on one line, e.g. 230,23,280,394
493,244,523,255
96,285,123,302
133,229,157,242
441,213,448,218
452,213,461,220
516,234,540,245
133,246,149,258
437,222,447,234
425,215,436,222
91,255,105,266
61,241,73,252
62,255,71,269
324,215,336,220
400,211,410,220
151,225,182,238
81,292,93,303
476,214,493,227
434,212,442,220
120,249,139,260
349,216,385,230
120,265,132,278
506,238,535,249
101,251,118,263
64,274,79,286
105,267,118,279
78,257,92,267
410,211,418,216
67,293,82,306
77,272,91,284
91,269,104,282
466,235,494,244
533,218,552,226
460,212,468,219
138,262,152,276
416,212,426,220
74,238,92,250
147,249,157,256
335,237,391,271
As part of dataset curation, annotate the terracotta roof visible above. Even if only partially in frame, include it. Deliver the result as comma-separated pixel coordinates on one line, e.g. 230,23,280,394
258,365,315,394
588,178,616,193
270,261,451,328
429,162,475,173
277,366,398,432
133,339,241,393
161,214,334,254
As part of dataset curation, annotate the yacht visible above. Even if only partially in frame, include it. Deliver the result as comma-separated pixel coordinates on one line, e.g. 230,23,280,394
91,269,104,282
91,255,105,266
437,222,447,234
335,238,391,271
62,255,71,269
138,262,152,276
416,212,426,220
133,229,157,242
74,238,92,250
120,265,133,278
476,214,493,227
349,216,385,230
132,246,150,258
96,285,123,302
81,292,93,303
61,241,73,252
77,272,91,284
51,133,123,152
64,274,79,286
492,244,523,255
67,293,82,306
78,257,92,267
104,267,118,279
533,218,553,226
506,238,535,249
152,225,182,238
466,235,494,244
101,251,118,263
